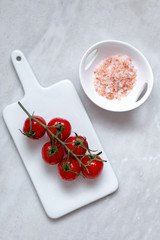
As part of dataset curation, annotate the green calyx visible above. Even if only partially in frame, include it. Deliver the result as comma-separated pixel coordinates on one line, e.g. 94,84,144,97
19,116,36,139
27,114,36,138
74,138,85,147
47,145,59,158
60,159,84,177
55,122,64,133
48,122,64,139
25,130,36,138
62,159,71,171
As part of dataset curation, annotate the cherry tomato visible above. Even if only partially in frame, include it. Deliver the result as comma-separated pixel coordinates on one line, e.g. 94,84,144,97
81,155,103,179
23,116,46,139
65,135,88,159
58,158,81,181
47,118,71,141
42,142,64,165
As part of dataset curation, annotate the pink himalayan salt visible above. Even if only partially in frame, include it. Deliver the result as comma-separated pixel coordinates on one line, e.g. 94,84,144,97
93,54,137,100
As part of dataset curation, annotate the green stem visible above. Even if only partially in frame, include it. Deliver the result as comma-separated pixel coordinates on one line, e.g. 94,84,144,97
18,102,32,118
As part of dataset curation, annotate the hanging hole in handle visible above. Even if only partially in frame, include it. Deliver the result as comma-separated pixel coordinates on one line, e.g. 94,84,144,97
16,56,22,61
136,82,148,102
85,49,98,71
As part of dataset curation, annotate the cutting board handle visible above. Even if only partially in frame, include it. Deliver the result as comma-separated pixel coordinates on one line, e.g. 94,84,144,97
11,50,41,95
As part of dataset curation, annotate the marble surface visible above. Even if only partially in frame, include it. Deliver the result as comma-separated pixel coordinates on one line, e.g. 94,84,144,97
0,0,160,239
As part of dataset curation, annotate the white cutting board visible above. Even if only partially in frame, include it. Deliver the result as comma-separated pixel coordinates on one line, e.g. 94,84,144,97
3,50,118,219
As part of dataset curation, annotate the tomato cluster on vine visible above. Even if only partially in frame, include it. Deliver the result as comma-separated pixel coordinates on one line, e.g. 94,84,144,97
19,102,106,181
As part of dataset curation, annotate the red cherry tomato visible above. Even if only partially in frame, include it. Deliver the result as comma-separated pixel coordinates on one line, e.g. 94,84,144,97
47,118,71,141
58,158,81,181
65,135,88,159
81,155,103,179
23,116,46,139
42,142,64,165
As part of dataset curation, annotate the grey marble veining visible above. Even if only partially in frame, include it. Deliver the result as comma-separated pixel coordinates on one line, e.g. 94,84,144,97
1,0,160,239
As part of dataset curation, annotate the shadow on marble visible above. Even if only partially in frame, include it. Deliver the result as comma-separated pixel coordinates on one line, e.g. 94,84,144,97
46,187,119,222
84,97,145,130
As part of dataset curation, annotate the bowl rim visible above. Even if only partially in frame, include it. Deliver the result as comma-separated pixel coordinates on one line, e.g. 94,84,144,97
79,40,154,112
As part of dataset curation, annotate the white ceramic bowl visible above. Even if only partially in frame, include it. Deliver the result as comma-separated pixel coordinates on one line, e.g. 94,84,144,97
79,40,153,112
